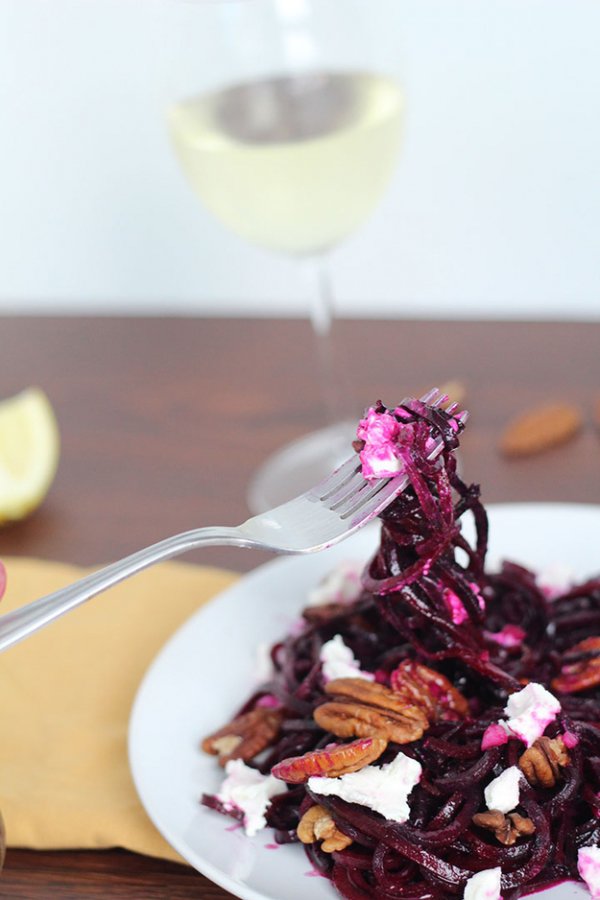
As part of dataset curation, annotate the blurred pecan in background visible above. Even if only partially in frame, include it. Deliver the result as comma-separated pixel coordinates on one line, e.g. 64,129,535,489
552,636,600,694
500,403,582,457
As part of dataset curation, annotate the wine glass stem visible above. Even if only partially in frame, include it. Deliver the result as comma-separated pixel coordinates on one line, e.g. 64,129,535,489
304,254,350,426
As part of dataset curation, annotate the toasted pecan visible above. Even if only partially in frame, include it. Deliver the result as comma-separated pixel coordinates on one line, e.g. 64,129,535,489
518,736,570,788
472,809,535,846
551,637,600,694
271,735,388,784
323,678,424,717
202,707,283,766
315,701,426,744
438,380,467,409
297,805,353,852
315,677,429,744
390,660,468,722
302,603,351,625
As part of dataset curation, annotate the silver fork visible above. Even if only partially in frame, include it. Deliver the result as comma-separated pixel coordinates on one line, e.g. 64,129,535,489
0,389,466,652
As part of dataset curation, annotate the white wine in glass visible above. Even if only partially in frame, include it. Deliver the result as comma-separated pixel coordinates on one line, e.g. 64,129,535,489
169,70,402,256
168,1,403,511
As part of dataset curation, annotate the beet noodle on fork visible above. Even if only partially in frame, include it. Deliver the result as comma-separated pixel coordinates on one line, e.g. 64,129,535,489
201,397,600,899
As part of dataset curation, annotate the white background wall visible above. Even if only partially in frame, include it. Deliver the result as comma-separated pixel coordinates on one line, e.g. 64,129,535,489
1,0,599,319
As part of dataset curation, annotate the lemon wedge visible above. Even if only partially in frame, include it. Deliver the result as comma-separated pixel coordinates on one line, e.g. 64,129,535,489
0,387,60,523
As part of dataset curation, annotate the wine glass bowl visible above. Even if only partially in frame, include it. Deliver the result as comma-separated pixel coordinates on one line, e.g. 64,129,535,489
167,0,403,511
168,69,402,256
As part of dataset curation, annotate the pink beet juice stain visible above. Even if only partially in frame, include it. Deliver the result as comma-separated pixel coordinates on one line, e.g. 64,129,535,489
305,867,328,878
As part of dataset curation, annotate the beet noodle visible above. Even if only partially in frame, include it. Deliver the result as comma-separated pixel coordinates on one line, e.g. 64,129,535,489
202,400,600,899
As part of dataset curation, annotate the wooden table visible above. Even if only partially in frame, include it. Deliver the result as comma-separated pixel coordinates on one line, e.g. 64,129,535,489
0,316,598,898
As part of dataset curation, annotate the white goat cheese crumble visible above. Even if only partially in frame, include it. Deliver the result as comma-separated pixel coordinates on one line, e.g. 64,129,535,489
319,634,374,683
578,846,600,899
463,867,502,899
216,759,282,837
254,641,275,683
307,560,363,607
484,766,522,814
308,751,421,823
500,683,561,747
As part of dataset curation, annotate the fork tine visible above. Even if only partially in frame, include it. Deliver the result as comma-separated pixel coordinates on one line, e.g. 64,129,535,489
404,388,445,412
336,433,445,519
334,475,389,517
306,393,467,532
419,387,439,404
337,402,467,519
326,467,371,510
320,389,440,494
309,455,360,501
341,473,410,522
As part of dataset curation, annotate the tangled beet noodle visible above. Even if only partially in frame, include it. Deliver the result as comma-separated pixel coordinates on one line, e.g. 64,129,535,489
209,400,600,898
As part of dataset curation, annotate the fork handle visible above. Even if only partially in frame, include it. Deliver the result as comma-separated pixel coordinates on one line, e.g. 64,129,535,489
0,526,256,653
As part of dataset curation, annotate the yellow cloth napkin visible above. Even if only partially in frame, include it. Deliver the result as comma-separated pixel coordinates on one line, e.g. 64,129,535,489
0,556,238,862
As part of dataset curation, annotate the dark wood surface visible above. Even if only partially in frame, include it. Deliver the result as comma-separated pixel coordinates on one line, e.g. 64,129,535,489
0,316,598,898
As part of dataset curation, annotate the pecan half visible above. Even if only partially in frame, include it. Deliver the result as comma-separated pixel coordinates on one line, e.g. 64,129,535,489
518,736,570,788
438,380,466,409
302,603,350,625
390,660,468,722
551,637,600,694
315,678,428,744
500,403,582,458
473,809,535,846
202,707,283,766
297,804,353,853
271,735,387,784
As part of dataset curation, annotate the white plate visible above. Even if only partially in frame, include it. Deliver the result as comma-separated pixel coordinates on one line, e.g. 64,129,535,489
129,504,600,900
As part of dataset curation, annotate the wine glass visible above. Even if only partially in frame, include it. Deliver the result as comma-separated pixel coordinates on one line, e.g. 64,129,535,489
167,0,403,511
